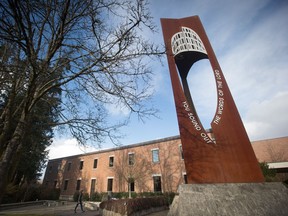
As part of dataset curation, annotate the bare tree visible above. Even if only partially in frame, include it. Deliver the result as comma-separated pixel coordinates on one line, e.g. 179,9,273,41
0,0,163,202
114,149,153,197
265,143,286,162
155,142,185,193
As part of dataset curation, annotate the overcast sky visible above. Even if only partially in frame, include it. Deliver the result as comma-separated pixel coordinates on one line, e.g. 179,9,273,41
47,0,288,160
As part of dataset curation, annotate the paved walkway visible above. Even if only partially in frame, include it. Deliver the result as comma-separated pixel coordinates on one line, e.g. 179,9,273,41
0,202,100,216
0,202,168,216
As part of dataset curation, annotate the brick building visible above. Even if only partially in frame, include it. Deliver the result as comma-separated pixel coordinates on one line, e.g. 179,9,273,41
43,135,288,200
252,136,288,181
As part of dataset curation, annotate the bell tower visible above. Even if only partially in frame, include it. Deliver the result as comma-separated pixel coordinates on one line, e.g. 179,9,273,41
161,16,264,183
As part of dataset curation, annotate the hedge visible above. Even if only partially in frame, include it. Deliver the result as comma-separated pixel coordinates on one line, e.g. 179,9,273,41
100,196,169,215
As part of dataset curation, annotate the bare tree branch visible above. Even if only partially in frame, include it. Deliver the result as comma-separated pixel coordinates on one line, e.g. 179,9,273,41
0,0,164,201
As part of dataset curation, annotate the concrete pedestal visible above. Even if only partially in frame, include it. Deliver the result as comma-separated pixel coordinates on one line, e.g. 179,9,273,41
168,183,288,216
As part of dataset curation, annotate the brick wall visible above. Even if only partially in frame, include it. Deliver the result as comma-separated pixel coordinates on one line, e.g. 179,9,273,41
43,136,186,199
43,135,288,200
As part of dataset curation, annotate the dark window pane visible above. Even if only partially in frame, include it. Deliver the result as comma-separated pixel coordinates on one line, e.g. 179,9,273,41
90,179,96,194
76,180,81,190
64,180,69,190
184,174,188,184
67,162,71,171
109,157,114,167
153,176,161,192
93,159,98,168
79,161,84,170
107,179,113,191
129,178,135,192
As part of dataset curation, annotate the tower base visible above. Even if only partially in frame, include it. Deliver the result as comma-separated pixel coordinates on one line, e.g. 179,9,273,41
168,183,288,216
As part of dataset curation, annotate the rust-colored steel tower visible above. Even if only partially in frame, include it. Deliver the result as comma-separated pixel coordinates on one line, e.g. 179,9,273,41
161,16,264,183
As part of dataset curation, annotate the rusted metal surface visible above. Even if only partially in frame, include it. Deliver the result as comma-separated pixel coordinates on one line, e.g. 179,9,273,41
161,16,264,183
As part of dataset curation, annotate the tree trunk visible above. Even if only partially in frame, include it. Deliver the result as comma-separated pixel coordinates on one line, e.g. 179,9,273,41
0,93,15,148
0,113,26,203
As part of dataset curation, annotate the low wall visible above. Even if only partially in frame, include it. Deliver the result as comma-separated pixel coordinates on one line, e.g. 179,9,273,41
0,200,71,211
59,194,73,201
0,201,45,211
169,182,288,216
100,197,169,216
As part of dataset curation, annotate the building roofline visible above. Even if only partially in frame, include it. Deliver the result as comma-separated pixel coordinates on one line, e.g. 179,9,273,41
251,136,288,143
48,135,181,162
48,134,288,162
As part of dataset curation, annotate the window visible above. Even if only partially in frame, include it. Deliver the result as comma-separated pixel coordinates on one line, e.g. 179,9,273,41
153,176,161,192
183,174,188,184
79,161,84,170
64,180,69,190
109,156,114,167
179,145,184,160
57,163,61,171
107,178,113,192
67,162,71,171
49,166,52,173
90,179,96,194
128,153,135,165
128,178,135,192
93,159,98,169
54,180,57,188
171,26,207,56
152,149,159,163
76,179,81,190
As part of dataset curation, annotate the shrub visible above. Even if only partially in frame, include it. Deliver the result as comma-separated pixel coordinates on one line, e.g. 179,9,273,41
90,192,102,202
111,192,123,199
1,184,25,203
163,192,176,205
39,188,60,200
112,192,137,199
73,191,79,202
259,162,277,182
138,191,162,198
73,191,89,201
23,185,41,201
100,196,169,215
83,192,89,201
2,184,60,203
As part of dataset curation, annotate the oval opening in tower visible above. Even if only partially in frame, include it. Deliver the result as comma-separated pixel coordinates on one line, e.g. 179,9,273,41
186,59,217,130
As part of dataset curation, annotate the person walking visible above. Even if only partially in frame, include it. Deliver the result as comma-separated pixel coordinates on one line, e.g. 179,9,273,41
74,190,85,213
